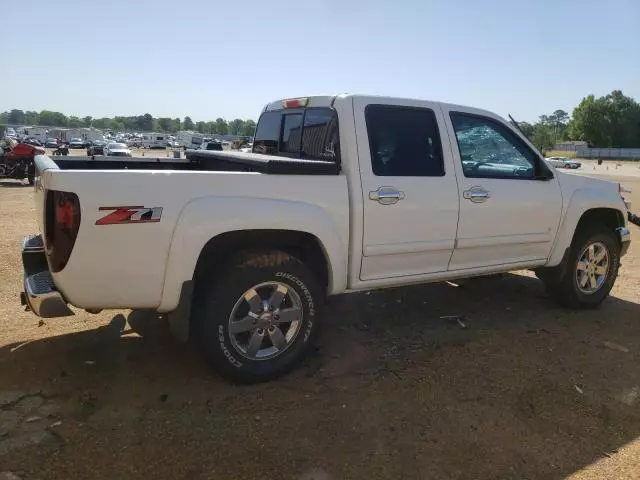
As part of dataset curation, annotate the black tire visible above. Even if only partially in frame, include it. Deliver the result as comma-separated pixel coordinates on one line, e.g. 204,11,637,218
193,250,323,383
27,161,35,186
539,224,620,308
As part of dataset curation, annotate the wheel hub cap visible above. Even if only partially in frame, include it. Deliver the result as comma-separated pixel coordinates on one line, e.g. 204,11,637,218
227,282,303,360
576,241,609,295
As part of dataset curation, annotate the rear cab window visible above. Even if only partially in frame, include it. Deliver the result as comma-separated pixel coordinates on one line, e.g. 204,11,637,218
253,102,340,164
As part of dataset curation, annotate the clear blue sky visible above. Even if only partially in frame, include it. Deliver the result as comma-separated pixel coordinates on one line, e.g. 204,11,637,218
3,0,638,123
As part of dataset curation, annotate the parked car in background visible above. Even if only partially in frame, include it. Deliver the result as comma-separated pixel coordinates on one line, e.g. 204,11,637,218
200,141,223,151
545,156,582,169
87,140,107,156
23,137,43,147
239,142,253,153
69,138,85,149
5,127,17,138
45,138,60,149
103,142,132,156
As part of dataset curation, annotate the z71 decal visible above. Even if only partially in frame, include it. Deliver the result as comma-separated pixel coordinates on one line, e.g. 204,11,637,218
95,206,163,225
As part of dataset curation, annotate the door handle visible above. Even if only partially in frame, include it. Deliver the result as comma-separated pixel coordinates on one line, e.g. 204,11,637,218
463,186,490,203
369,186,405,205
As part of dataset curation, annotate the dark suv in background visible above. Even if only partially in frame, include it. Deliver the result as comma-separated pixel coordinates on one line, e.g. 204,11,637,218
87,140,106,156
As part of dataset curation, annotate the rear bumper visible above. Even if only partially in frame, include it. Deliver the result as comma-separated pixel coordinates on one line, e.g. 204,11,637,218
20,234,73,318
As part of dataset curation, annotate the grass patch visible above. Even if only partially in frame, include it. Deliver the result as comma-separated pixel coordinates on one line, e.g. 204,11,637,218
545,150,577,158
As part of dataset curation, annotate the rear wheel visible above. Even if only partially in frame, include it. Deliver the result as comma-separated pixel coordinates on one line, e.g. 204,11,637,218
538,224,620,308
193,251,323,383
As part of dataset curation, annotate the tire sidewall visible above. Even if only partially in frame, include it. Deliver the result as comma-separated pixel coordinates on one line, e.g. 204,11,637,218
196,256,321,382
567,229,620,305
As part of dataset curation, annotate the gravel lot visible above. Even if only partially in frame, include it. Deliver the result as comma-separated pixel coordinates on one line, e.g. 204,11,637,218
1,170,639,479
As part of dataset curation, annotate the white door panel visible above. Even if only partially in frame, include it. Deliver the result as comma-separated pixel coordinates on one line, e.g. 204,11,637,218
354,97,460,280
443,108,563,270
451,179,561,269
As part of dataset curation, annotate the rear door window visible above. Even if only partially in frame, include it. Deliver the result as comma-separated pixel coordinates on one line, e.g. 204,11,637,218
365,104,445,176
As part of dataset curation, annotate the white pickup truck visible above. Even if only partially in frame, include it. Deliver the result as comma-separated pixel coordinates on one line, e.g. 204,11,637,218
21,94,633,383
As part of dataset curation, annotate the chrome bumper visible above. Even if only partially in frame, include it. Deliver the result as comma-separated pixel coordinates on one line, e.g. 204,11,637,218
617,226,631,258
20,234,73,318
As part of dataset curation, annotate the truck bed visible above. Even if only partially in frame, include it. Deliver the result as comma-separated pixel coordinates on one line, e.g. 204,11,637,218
40,150,340,175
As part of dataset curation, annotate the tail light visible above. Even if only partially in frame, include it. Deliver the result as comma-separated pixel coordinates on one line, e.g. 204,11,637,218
45,190,81,272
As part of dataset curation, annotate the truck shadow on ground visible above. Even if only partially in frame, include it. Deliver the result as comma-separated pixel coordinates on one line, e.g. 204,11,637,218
1,273,639,479
0,180,30,188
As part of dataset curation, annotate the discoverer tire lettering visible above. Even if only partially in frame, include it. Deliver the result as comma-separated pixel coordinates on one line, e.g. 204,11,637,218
194,250,323,383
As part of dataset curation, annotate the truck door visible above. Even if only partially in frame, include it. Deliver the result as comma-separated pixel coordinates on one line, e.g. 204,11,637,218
442,107,562,270
354,97,460,280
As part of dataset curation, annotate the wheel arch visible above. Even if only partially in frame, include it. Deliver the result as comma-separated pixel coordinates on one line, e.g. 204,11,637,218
547,206,625,267
158,197,348,314
193,229,332,295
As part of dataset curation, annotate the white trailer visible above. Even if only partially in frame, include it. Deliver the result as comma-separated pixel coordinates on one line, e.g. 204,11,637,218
176,131,204,150
22,127,48,143
141,133,168,149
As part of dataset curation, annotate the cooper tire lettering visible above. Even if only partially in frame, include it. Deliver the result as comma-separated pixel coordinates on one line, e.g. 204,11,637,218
218,325,243,368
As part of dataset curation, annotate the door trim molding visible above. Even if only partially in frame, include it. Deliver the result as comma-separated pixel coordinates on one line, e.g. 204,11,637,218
364,239,455,256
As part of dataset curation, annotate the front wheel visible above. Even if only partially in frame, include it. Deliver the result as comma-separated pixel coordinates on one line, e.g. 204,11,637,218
538,224,620,308
193,251,323,383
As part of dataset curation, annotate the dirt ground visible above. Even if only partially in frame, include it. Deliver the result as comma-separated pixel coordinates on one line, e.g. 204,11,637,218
1,172,639,479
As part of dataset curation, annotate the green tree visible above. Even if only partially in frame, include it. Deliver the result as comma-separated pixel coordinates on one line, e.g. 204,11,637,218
68,116,83,128
183,116,195,130
215,118,228,135
606,90,640,147
172,118,181,133
551,109,569,125
136,113,154,132
111,120,125,132
38,110,68,126
157,117,173,132
206,121,216,134
531,123,553,152
568,90,640,147
7,109,25,124
568,95,612,146
0,111,8,124
228,118,244,135
240,119,256,137
25,111,40,125
195,121,206,133
92,117,112,130
82,116,92,127
515,121,534,139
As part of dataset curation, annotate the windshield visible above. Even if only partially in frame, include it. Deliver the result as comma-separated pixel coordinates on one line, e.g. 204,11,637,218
108,143,127,149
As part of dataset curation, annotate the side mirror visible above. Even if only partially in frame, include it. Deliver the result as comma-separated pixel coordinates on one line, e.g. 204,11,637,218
536,159,554,180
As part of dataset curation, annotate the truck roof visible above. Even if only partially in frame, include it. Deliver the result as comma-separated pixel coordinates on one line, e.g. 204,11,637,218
263,94,503,121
